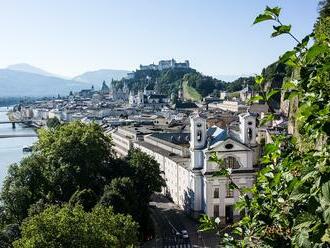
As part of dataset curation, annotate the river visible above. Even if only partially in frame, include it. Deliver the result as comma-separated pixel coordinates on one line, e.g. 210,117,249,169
0,106,37,186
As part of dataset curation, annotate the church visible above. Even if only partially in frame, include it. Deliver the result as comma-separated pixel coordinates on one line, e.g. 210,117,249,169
130,111,258,223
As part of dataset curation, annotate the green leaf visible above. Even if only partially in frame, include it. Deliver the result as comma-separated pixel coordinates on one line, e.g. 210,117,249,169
305,44,328,62
295,229,311,248
266,89,280,100
282,81,296,91
255,75,264,85
321,228,330,243
321,181,330,204
323,208,330,224
249,95,264,103
253,13,274,24
260,114,275,126
271,25,291,37
280,50,296,63
265,6,281,17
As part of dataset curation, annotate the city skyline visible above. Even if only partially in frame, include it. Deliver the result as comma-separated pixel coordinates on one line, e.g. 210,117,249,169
0,0,319,77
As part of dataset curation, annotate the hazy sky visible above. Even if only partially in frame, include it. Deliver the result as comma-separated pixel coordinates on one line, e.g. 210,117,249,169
0,0,319,77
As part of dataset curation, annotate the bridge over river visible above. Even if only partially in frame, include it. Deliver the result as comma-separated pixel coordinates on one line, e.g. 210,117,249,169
0,120,34,128
0,134,38,139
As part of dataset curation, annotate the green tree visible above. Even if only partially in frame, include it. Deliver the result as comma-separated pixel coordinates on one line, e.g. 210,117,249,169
46,117,60,129
100,177,137,215
69,188,98,211
13,204,139,248
200,5,330,247
36,121,115,201
1,155,48,223
126,149,165,203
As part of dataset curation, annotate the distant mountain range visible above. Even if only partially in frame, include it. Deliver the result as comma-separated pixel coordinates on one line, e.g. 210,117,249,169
0,64,131,97
6,63,62,78
0,69,84,97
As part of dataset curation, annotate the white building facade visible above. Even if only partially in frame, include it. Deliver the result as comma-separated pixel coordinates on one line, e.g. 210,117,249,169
122,112,258,222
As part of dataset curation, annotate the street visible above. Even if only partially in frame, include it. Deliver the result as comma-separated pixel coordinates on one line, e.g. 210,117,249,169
144,194,219,248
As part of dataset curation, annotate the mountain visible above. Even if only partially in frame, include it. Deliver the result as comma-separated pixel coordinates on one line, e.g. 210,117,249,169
0,69,86,97
73,69,131,84
6,63,63,78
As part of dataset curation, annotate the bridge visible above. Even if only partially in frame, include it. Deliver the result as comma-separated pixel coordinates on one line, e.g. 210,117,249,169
0,120,33,128
0,134,38,138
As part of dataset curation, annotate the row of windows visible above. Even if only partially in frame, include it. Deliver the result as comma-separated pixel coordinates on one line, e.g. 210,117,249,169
213,185,234,199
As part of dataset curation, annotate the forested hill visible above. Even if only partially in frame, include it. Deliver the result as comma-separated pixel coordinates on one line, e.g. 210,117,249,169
111,62,291,102
111,67,228,98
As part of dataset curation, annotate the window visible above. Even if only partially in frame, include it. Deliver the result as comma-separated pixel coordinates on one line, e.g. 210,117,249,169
213,188,219,198
224,156,240,169
213,204,219,217
225,143,233,149
226,182,234,198
248,128,253,140
197,130,202,142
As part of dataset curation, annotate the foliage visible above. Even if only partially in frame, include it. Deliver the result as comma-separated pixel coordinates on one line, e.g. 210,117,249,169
100,177,136,213
1,155,48,223
200,5,330,247
0,121,164,244
225,76,255,92
13,204,139,248
182,81,202,101
36,121,115,201
46,117,60,129
69,188,98,211
126,148,165,203
184,73,226,97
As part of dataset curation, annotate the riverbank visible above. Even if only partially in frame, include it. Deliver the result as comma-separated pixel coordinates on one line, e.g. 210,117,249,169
0,107,37,185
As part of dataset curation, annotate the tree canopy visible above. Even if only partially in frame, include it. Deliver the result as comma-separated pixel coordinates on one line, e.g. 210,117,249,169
0,121,164,245
13,204,139,248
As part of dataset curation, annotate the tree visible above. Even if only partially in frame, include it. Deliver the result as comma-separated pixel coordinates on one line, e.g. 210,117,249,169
13,204,139,248
1,155,48,223
46,117,60,128
100,177,137,215
69,188,98,211
126,149,165,203
200,5,330,247
0,122,116,225
36,121,115,201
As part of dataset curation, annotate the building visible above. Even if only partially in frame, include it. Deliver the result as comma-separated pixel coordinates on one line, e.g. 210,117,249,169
100,81,110,95
240,86,253,102
209,100,248,113
128,85,169,109
111,111,258,222
139,59,190,71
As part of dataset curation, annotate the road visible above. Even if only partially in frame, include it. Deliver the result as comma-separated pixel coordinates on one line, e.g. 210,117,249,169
144,194,219,248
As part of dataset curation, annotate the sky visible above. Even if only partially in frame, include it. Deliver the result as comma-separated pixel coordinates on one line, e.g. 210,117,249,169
0,0,319,78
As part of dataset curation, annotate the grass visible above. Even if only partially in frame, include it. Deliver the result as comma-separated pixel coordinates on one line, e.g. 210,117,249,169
182,81,202,102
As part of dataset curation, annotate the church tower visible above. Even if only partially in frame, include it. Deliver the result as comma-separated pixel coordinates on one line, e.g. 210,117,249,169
189,114,206,169
189,113,206,216
239,111,257,146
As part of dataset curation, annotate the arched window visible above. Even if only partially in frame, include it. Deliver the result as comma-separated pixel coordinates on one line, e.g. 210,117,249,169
248,128,253,140
224,156,240,169
197,130,202,142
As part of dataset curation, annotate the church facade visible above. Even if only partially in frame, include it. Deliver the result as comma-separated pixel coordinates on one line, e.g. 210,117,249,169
132,112,258,222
